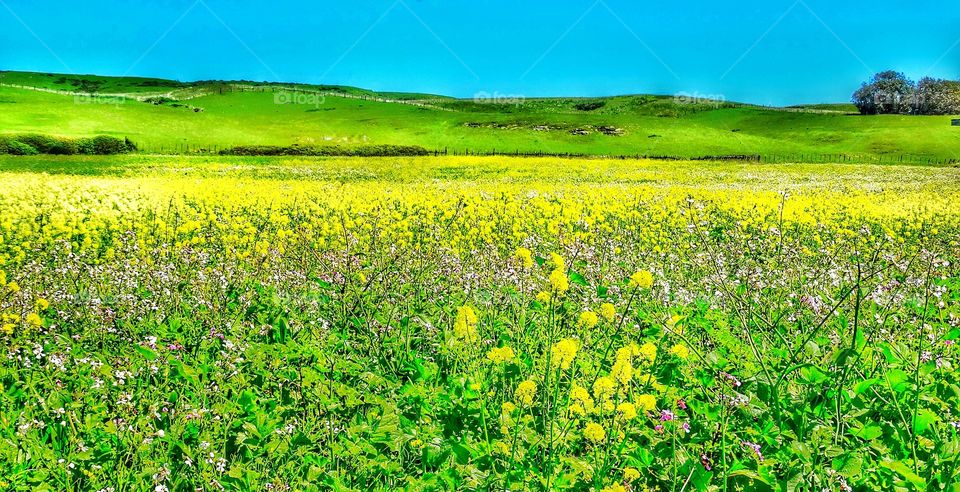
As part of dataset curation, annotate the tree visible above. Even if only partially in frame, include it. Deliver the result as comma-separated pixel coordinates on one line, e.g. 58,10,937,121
914,77,960,115
853,71,916,115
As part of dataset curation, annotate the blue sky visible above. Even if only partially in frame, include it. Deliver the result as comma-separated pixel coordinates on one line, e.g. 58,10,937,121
1,0,958,105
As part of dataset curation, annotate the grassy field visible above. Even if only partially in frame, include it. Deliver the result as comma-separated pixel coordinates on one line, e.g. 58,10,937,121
0,155,958,490
2,71,959,162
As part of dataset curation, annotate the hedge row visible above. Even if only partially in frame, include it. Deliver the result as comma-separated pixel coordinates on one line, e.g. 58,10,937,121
0,134,137,155
219,144,431,157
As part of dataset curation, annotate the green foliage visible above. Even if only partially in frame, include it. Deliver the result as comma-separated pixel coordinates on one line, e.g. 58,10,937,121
3,139,39,155
0,134,135,155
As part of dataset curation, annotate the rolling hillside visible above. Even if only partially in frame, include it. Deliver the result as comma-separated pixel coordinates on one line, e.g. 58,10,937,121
2,70,958,162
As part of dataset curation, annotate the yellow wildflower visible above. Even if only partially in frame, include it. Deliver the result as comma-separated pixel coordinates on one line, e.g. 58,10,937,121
501,401,517,414
624,467,640,481
35,298,49,311
600,303,616,322
638,342,657,363
593,376,616,402
617,402,638,421
670,344,689,359
515,380,537,406
549,269,569,293
578,311,599,329
514,247,533,269
569,385,595,416
636,394,657,412
453,306,478,340
551,338,579,370
486,346,515,364
583,422,606,444
536,291,552,303
6,281,19,294
25,313,42,328
628,270,653,289
611,357,633,387
549,252,565,271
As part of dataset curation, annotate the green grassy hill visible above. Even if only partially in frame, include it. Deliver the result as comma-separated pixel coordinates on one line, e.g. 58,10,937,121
2,70,958,162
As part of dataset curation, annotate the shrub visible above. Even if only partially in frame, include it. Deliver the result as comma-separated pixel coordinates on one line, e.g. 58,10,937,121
84,135,131,155
15,134,79,155
574,101,606,111
5,140,39,155
0,134,133,155
75,136,134,155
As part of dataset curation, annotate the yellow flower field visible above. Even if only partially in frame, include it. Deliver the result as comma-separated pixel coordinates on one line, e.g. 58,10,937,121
0,155,958,491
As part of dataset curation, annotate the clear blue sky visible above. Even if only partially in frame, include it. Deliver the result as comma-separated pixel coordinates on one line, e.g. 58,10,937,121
2,0,958,105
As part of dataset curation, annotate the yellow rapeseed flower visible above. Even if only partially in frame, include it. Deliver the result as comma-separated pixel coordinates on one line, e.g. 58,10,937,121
35,298,49,311
600,485,626,492
628,270,653,289
638,342,657,363
25,313,42,328
569,385,595,416
551,338,579,370
536,291,552,303
593,376,616,402
515,380,537,406
549,269,569,293
578,311,599,329
583,422,606,444
549,252,565,271
617,402,638,421
514,247,533,269
636,394,657,412
624,467,640,481
486,346,515,363
600,303,616,322
611,357,633,387
670,344,689,359
453,306,479,341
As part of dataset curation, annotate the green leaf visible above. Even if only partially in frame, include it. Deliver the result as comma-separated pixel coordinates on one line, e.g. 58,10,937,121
568,271,588,286
450,441,473,464
135,346,157,360
799,366,829,385
913,409,937,435
880,460,926,489
885,369,910,393
852,424,883,441
854,378,881,396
